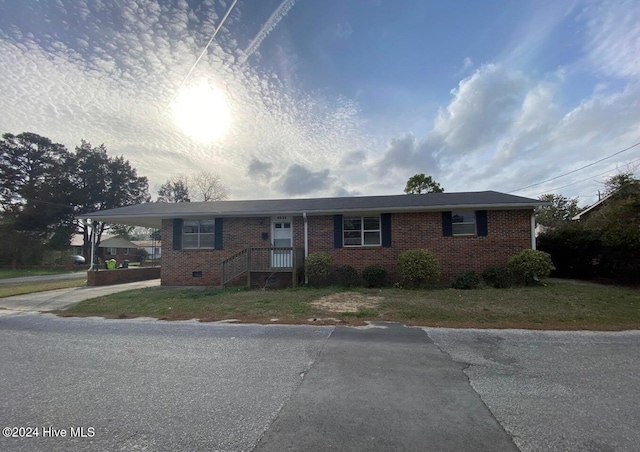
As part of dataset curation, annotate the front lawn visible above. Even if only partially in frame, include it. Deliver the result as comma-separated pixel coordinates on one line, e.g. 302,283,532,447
57,279,640,330
0,268,73,279
0,279,86,298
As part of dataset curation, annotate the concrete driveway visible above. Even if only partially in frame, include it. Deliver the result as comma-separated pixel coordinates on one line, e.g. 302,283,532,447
0,279,160,313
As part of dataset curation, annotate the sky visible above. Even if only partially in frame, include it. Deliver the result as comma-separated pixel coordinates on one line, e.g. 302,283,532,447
0,0,639,206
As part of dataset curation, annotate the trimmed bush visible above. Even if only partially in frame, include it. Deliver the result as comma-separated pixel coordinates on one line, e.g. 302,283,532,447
451,271,481,290
332,264,361,287
304,252,333,286
482,266,514,288
362,265,387,288
507,249,555,284
397,249,441,287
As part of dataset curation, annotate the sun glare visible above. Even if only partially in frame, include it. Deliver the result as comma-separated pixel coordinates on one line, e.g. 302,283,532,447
172,83,231,143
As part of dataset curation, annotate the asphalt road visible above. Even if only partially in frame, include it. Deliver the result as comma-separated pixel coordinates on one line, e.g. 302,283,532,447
0,313,638,451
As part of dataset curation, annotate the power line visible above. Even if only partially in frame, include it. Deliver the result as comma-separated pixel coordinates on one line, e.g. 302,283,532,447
165,0,239,112
530,157,640,197
508,140,640,193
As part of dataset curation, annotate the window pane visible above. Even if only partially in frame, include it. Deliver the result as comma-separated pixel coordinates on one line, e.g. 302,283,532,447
183,235,198,248
283,223,291,229
183,221,199,234
364,231,381,245
344,231,362,245
344,217,361,231
199,233,215,248
453,223,476,235
200,220,215,233
363,217,380,230
452,211,475,223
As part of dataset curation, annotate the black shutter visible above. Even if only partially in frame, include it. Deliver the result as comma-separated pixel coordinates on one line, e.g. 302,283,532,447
476,210,488,236
442,211,453,237
334,215,343,248
172,219,183,250
214,217,224,249
381,213,392,247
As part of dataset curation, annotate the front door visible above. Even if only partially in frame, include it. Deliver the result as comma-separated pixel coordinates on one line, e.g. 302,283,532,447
272,217,292,268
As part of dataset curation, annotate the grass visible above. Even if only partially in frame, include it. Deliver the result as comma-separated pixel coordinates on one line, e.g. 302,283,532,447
0,268,74,279
0,278,86,298
56,278,640,330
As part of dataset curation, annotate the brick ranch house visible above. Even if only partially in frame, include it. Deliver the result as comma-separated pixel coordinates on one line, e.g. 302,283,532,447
82,191,543,287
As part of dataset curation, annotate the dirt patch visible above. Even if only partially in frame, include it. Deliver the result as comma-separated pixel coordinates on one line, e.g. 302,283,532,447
311,292,384,313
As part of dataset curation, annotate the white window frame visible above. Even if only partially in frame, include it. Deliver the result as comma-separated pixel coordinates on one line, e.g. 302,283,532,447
452,211,476,236
124,248,129,255
183,220,216,249
343,215,381,247
107,247,117,255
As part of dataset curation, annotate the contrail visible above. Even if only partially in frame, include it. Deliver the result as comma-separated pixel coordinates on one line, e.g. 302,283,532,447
240,0,298,63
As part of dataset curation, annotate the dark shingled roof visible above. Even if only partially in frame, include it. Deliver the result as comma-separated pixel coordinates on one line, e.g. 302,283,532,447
82,191,542,229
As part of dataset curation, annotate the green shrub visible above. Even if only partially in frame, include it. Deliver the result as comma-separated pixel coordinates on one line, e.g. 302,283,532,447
451,271,481,290
482,266,514,288
304,252,333,286
507,249,555,284
362,265,388,287
332,265,361,287
396,249,441,287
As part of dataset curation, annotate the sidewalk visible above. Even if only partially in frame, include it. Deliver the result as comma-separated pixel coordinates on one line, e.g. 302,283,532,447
0,279,160,314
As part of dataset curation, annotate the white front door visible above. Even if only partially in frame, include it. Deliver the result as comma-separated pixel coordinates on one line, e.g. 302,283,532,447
272,217,292,268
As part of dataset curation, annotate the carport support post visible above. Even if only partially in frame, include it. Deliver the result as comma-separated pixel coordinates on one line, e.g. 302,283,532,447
246,250,251,288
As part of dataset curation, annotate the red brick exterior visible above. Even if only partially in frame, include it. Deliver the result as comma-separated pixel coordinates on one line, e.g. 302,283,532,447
87,267,161,286
161,210,533,286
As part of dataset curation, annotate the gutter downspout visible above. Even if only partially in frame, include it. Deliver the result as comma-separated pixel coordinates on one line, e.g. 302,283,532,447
531,212,536,250
303,212,309,284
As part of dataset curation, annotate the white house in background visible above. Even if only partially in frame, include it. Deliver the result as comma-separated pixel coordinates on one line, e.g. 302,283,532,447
132,240,162,260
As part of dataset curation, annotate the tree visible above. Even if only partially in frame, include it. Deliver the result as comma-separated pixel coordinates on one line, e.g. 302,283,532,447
68,140,149,257
404,174,444,194
157,171,229,202
157,176,190,203
603,172,639,199
189,171,229,202
535,194,580,228
0,132,74,264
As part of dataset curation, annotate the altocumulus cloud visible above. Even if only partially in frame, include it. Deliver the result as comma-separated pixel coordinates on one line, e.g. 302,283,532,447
276,164,332,196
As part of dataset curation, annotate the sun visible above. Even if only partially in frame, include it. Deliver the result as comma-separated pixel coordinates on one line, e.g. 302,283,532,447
172,83,231,143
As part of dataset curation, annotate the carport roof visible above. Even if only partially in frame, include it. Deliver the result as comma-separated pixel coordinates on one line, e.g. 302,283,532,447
81,191,542,229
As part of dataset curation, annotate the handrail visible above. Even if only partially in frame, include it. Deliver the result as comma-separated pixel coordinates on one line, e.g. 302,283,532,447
220,247,304,287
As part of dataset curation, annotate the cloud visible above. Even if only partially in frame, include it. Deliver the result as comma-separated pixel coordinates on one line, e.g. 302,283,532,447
335,21,353,40
462,57,473,71
246,157,274,182
583,0,640,78
433,64,528,154
339,150,367,166
373,132,439,177
275,164,332,195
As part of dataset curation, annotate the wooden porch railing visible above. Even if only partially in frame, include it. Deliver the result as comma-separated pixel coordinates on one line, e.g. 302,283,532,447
220,247,304,287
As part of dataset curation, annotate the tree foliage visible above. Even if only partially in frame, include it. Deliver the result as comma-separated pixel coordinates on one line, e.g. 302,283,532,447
404,174,444,194
157,176,191,203
0,132,149,265
157,171,229,203
535,194,580,228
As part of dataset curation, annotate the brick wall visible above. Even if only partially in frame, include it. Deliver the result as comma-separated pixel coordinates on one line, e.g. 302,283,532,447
87,267,161,286
161,216,305,286
161,210,533,286
308,210,532,280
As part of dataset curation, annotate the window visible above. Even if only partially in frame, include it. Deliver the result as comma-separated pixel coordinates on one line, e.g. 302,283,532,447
452,211,476,235
124,248,129,255
343,216,381,246
107,247,117,255
183,220,216,248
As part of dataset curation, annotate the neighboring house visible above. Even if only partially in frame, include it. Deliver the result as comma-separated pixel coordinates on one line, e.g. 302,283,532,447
82,191,542,287
572,193,613,222
132,240,162,260
97,236,139,264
